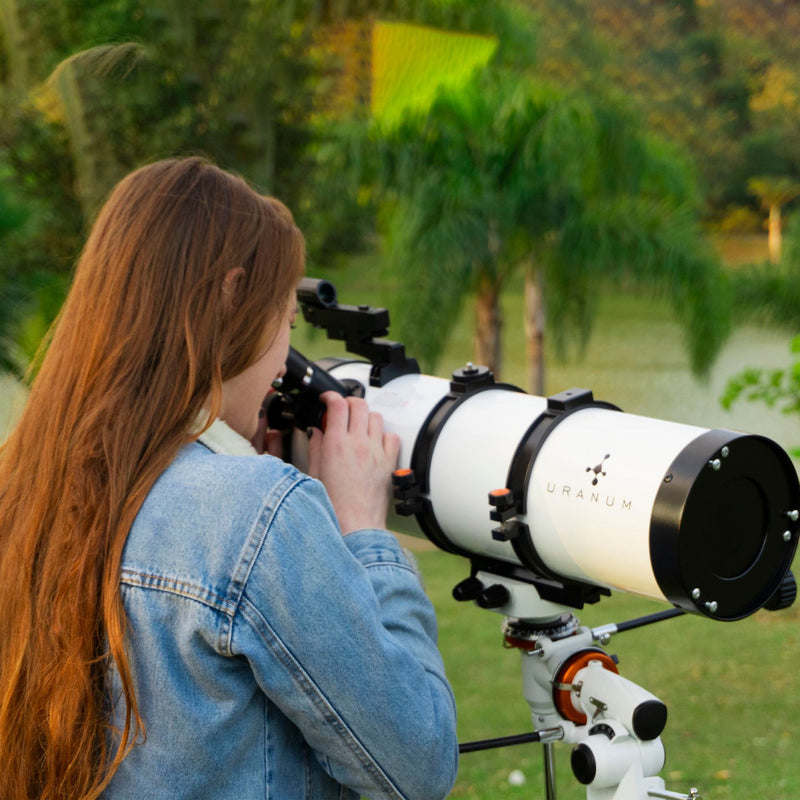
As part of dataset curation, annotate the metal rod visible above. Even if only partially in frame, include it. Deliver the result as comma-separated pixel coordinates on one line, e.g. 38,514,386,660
592,609,686,642
648,789,700,800
543,741,557,800
459,731,542,754
459,726,562,754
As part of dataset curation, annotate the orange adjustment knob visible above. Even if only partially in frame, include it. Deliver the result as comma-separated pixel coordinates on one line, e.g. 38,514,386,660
489,488,521,541
489,487,514,508
392,468,415,487
392,469,422,516
552,649,619,725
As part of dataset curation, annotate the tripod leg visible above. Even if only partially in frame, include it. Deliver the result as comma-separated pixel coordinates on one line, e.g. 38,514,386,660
543,741,557,800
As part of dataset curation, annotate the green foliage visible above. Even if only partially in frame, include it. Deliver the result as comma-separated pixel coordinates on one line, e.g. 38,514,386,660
721,334,800,456
0,0,325,370
0,175,70,377
549,195,730,375
0,269,70,378
727,210,800,328
3,0,797,376
722,212,800,452
748,174,800,210
729,263,800,328
0,184,27,375
0,179,24,236
374,69,551,368
299,119,379,269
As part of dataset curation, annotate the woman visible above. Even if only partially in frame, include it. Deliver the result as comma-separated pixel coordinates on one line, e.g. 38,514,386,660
0,158,458,799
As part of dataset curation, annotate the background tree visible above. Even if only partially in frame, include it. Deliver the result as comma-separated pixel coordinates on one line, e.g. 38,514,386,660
747,175,800,264
725,210,800,335
376,68,730,393
515,0,800,232
0,0,321,373
3,0,800,383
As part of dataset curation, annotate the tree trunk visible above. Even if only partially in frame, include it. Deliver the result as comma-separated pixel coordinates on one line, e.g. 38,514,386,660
524,263,546,395
0,0,33,93
473,273,502,377
768,203,782,265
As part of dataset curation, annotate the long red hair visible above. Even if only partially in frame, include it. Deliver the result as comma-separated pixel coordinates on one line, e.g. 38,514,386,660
0,157,305,798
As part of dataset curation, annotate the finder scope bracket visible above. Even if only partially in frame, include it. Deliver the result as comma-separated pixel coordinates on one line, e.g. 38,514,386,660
296,278,420,387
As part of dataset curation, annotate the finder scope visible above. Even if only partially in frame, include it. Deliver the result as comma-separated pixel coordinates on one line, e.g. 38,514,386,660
271,280,800,621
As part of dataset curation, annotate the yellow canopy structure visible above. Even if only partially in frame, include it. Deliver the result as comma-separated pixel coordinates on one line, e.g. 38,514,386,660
371,21,497,127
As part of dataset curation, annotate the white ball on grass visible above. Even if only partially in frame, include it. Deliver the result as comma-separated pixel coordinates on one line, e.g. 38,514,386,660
508,769,526,786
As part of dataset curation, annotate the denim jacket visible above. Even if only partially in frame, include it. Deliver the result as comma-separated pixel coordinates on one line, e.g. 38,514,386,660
102,422,458,799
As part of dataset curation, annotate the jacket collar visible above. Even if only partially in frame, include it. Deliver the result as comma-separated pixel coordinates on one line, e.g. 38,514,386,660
197,418,257,456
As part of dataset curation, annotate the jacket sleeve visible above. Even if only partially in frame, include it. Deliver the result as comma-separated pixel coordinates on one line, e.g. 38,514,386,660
230,474,459,800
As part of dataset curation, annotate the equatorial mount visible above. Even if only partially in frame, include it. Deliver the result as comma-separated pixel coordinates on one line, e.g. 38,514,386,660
455,576,699,800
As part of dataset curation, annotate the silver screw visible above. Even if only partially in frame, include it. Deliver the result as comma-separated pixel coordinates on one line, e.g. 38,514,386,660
786,509,799,522
705,600,718,613
708,459,721,471
784,530,793,542
692,587,701,600
721,446,730,457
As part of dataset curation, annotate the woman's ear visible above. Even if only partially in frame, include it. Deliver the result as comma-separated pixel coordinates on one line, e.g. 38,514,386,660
222,267,246,308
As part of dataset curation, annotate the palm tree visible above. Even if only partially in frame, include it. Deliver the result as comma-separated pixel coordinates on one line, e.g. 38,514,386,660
376,71,729,393
747,176,800,265
38,43,147,219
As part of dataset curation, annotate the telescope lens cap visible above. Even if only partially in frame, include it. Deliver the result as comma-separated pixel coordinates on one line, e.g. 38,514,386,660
651,431,800,620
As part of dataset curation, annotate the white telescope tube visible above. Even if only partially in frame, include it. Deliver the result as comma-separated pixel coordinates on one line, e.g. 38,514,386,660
320,361,799,621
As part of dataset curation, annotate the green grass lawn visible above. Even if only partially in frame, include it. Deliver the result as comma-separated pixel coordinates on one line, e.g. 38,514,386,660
415,547,800,800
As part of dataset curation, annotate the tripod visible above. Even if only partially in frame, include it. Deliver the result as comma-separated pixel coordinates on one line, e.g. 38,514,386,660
456,571,701,800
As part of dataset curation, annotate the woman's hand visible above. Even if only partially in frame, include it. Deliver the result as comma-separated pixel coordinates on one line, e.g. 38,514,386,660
307,392,400,535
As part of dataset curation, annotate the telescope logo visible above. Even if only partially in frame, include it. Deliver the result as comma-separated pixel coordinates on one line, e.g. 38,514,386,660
545,453,632,512
586,454,611,486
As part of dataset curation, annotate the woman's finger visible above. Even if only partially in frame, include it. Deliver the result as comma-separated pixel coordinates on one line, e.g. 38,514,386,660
319,391,348,436
345,396,369,433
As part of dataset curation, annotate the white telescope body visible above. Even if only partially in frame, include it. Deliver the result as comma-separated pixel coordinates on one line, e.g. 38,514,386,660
316,359,799,621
